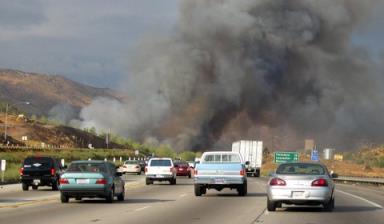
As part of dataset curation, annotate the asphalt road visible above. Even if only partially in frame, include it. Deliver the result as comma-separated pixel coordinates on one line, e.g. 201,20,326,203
0,175,383,224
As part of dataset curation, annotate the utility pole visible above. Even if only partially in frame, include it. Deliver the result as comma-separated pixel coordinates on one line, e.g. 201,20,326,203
4,103,8,143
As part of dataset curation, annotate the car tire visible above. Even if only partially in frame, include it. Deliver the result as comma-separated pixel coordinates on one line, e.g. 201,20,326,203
61,193,69,203
267,198,277,211
188,173,191,179
32,185,38,190
117,187,125,201
237,182,247,196
170,178,176,185
106,188,114,203
52,179,59,191
137,172,141,175
22,183,29,191
323,197,335,212
201,186,207,195
194,184,202,196
145,178,152,185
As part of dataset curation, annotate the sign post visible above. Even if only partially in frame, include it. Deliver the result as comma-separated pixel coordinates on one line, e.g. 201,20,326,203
1,160,6,183
274,152,299,164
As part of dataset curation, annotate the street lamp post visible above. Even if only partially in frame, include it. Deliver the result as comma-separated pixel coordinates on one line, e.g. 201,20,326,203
3,101,30,144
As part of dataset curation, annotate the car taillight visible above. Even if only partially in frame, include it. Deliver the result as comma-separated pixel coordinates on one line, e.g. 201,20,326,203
135,165,140,169
123,165,127,168
51,168,55,176
312,178,328,187
59,178,69,184
170,167,174,172
240,169,245,176
194,169,198,175
145,167,148,173
269,178,286,186
19,167,24,175
96,179,107,184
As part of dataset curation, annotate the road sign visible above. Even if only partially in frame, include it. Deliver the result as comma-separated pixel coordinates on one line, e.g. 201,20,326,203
1,160,6,171
311,150,319,161
274,152,299,163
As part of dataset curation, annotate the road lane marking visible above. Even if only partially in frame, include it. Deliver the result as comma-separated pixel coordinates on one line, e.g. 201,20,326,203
134,206,151,212
179,194,187,198
336,189,383,209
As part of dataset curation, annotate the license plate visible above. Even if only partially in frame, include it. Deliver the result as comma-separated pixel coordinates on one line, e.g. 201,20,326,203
156,175,164,178
76,179,89,184
179,168,184,171
33,179,40,185
292,191,304,198
214,179,224,184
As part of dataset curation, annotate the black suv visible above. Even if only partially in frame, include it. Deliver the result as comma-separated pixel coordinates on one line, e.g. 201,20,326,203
20,156,64,191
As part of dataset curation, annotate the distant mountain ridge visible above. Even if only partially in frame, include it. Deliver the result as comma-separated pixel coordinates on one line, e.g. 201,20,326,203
0,68,124,117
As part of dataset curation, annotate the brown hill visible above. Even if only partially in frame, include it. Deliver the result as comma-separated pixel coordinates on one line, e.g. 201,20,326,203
0,113,123,149
0,69,125,116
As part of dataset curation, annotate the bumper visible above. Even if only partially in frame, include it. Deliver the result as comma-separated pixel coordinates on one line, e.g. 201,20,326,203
60,185,109,197
194,176,245,185
146,174,174,181
176,171,190,176
21,176,56,186
267,187,332,203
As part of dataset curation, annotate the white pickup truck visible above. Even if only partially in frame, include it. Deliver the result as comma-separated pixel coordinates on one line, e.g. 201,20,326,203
145,158,176,185
194,151,247,196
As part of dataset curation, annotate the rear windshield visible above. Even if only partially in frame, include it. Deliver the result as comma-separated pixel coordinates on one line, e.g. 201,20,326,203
202,154,241,163
174,161,189,167
276,163,326,175
150,160,172,166
67,163,107,173
124,160,138,165
23,157,53,169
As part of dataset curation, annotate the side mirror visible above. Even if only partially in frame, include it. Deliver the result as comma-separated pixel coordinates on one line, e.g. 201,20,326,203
331,173,338,178
245,161,250,165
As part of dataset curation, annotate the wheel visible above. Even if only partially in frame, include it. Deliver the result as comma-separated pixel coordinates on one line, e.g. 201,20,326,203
267,198,277,211
32,185,38,190
194,184,202,196
323,197,335,211
22,183,29,191
170,178,176,185
137,172,141,175
201,186,207,195
61,193,69,203
188,173,191,179
237,182,247,196
52,179,59,191
106,188,114,203
117,187,125,201
145,178,153,185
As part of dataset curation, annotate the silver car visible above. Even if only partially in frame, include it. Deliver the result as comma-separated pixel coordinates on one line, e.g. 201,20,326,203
267,162,336,211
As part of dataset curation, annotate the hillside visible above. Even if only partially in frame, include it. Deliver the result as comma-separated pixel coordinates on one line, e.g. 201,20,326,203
0,113,124,149
0,69,125,117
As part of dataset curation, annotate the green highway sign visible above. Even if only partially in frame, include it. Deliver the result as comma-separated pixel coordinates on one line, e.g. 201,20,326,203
274,152,299,163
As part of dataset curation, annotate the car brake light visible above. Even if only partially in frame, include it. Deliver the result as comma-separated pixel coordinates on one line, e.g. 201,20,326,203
135,165,140,169
170,167,174,172
312,178,328,187
59,178,69,184
145,167,148,173
96,179,107,184
123,165,127,168
51,168,55,176
19,167,24,175
270,178,286,186
240,169,245,176
194,169,198,175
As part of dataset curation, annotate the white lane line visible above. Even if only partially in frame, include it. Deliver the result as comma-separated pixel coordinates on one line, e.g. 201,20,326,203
179,194,187,198
134,206,151,212
336,190,383,209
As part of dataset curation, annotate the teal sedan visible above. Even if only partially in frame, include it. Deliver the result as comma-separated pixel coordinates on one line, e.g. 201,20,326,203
59,161,125,203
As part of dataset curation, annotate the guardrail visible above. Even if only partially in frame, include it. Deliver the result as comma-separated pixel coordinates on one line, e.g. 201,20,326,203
334,176,384,185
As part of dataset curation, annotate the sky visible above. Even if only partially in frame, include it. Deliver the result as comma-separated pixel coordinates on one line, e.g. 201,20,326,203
0,0,383,89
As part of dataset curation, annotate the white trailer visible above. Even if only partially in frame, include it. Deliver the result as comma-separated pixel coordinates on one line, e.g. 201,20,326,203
232,140,263,177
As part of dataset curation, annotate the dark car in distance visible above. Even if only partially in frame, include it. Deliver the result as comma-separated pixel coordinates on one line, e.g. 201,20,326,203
20,156,64,191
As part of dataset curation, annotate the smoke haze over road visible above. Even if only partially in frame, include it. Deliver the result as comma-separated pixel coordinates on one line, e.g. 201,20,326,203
78,0,384,151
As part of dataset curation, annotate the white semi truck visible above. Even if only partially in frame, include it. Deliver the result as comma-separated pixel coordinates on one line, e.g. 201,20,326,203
232,140,263,177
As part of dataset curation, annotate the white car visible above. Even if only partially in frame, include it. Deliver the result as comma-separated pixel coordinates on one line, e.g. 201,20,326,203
145,158,176,185
118,160,142,175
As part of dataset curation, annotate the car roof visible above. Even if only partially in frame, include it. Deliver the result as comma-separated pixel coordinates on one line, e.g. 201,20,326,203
70,160,107,164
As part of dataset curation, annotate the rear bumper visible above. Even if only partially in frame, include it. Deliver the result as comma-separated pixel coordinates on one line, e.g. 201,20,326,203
194,176,245,185
60,185,110,197
21,176,56,186
176,170,190,176
267,187,332,203
146,174,174,181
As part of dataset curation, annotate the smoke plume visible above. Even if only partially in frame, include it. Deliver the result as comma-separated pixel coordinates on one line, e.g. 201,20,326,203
78,0,383,151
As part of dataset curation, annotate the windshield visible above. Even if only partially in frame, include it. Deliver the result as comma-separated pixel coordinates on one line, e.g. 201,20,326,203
202,154,241,163
150,160,172,166
23,157,53,169
124,160,139,165
67,163,107,173
276,163,326,175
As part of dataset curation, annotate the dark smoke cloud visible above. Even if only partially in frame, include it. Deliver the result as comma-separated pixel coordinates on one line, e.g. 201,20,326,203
78,0,383,151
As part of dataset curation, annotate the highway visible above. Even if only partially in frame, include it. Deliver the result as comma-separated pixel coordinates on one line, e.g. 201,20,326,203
0,175,383,224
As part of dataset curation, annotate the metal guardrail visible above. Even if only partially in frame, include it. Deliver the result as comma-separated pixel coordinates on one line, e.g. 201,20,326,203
334,176,384,185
